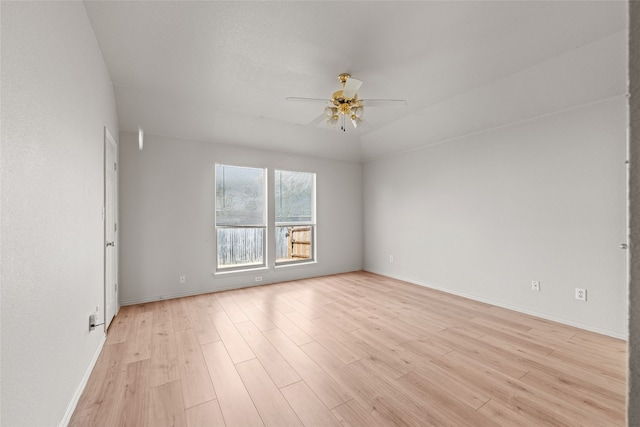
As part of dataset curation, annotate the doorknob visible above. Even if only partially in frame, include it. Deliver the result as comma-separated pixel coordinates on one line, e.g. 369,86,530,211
620,243,628,249
106,241,115,247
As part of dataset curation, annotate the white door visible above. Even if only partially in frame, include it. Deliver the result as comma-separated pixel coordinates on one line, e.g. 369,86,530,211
105,128,118,329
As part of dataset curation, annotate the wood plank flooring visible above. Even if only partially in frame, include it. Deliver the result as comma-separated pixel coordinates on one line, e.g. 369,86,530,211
70,271,627,426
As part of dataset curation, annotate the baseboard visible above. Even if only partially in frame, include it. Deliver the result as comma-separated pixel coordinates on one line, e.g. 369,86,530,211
119,268,361,306
366,269,628,340
121,281,272,306
59,333,107,427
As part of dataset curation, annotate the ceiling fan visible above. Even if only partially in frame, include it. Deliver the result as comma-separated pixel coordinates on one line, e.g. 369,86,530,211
286,73,407,132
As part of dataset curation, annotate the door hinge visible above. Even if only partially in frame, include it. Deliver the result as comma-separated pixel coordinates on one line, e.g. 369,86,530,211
114,162,117,171
115,283,118,292
114,222,117,232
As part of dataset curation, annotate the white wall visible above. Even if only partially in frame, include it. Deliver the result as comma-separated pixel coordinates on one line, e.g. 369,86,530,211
118,132,363,304
364,97,628,338
0,2,118,426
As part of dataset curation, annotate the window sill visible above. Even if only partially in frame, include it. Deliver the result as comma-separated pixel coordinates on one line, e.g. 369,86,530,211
274,260,317,270
213,266,269,277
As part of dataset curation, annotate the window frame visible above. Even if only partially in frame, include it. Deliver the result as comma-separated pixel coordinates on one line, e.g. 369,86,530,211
274,169,316,267
215,164,267,272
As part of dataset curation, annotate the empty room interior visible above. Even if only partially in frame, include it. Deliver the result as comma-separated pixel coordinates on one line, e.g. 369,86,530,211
2,1,639,426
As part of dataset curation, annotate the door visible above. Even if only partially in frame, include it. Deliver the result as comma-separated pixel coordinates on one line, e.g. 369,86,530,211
105,128,118,329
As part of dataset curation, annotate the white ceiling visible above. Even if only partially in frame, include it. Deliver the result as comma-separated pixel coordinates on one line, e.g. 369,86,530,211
83,1,627,162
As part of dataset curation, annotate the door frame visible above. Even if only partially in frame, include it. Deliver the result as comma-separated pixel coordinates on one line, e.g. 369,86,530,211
104,127,119,331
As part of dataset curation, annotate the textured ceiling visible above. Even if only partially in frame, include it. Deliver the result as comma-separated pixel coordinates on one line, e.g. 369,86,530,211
84,1,627,162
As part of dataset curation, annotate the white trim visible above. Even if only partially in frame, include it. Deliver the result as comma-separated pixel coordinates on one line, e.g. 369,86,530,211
366,269,628,340
120,268,359,306
275,260,317,270
122,282,268,306
58,333,107,427
104,127,119,330
214,266,269,276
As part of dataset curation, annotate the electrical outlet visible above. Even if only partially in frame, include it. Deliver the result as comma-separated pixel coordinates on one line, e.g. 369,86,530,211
575,288,587,301
531,281,540,292
89,313,98,331
89,306,101,332
179,275,186,284
255,276,263,282
389,255,394,263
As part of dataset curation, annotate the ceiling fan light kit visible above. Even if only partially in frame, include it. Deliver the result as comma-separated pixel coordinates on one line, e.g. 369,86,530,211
326,73,364,131
287,73,407,132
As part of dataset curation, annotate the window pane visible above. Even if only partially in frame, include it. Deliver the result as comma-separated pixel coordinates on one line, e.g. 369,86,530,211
276,226,313,263
217,227,264,268
216,165,265,226
275,170,313,223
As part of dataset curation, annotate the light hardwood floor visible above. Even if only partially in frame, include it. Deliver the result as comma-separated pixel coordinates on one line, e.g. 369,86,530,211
70,271,627,426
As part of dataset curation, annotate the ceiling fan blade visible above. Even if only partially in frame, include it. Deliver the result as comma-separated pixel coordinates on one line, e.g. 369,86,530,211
286,97,332,103
342,77,363,99
360,99,408,107
306,113,326,127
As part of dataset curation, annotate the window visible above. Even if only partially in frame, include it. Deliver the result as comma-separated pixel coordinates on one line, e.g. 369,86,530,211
275,169,315,265
215,164,266,270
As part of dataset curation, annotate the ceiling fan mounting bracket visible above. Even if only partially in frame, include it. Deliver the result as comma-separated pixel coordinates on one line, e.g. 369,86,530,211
338,73,351,84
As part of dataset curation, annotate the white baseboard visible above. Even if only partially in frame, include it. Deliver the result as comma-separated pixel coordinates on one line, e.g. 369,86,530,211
366,269,628,341
119,268,361,306
121,281,266,306
59,333,107,427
